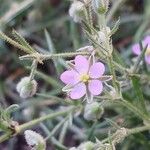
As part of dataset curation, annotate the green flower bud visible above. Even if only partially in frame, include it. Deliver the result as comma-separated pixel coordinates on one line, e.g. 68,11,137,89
92,0,109,14
84,102,104,121
16,77,37,99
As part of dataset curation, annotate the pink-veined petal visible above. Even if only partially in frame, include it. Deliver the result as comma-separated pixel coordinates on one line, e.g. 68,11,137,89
132,43,141,56
74,55,89,74
89,62,105,79
145,55,150,65
70,83,86,99
88,80,103,96
60,70,79,85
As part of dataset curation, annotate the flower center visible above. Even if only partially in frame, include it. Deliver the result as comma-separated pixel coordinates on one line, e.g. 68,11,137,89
146,48,150,56
80,74,90,83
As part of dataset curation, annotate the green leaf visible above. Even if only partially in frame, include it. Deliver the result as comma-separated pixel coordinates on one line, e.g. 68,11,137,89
131,76,148,115
44,29,63,74
132,43,148,73
12,30,36,53
110,18,120,36
44,29,55,53
6,104,19,114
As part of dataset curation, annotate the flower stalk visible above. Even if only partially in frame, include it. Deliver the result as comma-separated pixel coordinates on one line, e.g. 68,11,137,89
0,107,75,143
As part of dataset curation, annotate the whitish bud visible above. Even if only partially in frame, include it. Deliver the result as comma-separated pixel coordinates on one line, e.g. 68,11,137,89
98,31,107,43
24,130,46,150
92,0,109,14
69,1,85,23
84,102,104,121
16,77,37,99
78,141,94,150
98,27,111,44
69,147,78,150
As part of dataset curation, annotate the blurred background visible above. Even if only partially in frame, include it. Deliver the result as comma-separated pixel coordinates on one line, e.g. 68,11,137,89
0,0,150,149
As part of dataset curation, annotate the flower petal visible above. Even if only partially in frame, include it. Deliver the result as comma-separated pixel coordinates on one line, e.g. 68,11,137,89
145,55,150,64
70,83,86,99
143,36,150,48
75,55,89,74
89,62,105,78
60,70,79,85
88,80,103,95
132,43,141,55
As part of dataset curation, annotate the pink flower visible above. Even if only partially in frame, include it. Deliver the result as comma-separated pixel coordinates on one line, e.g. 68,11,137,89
132,35,150,64
60,55,105,100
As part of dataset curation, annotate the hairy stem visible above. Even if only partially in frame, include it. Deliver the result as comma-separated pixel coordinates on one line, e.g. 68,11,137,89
0,107,75,143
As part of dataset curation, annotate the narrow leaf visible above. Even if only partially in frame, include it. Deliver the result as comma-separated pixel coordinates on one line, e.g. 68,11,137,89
131,76,148,115
12,30,36,53
132,43,148,73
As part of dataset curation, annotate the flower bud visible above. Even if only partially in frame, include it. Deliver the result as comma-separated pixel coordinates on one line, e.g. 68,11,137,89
98,27,111,44
92,0,109,14
84,102,104,121
69,147,78,150
69,1,85,23
78,141,94,150
24,130,46,150
98,31,107,43
16,77,37,99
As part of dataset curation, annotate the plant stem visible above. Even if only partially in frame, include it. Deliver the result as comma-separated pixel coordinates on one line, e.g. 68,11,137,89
18,107,74,132
19,51,89,61
107,56,119,91
120,99,150,122
127,124,150,135
0,132,12,143
0,31,33,54
29,59,38,81
0,107,75,143
98,13,119,92
102,124,150,144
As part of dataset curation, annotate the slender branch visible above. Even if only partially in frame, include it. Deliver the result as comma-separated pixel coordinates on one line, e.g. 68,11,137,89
0,31,33,54
120,99,150,122
0,107,75,143
128,124,150,135
29,59,38,81
102,124,150,144
19,51,90,61
18,107,74,132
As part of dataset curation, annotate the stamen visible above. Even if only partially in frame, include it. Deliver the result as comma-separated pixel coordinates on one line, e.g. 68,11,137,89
80,74,90,83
